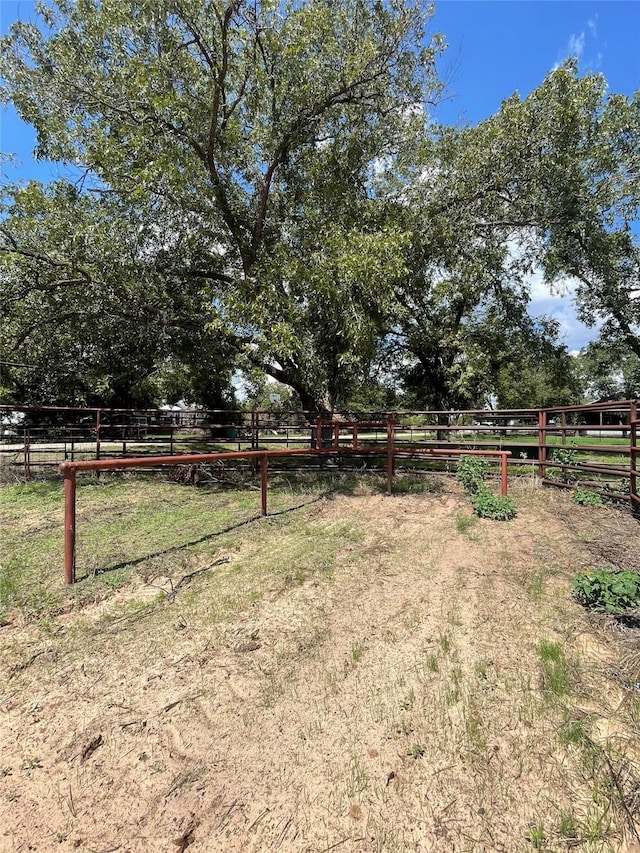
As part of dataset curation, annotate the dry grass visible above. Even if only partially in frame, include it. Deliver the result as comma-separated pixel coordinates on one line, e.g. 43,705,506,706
0,473,639,852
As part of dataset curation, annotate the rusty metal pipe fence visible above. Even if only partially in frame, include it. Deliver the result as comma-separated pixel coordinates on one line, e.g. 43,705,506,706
2,400,637,582
58,419,511,584
2,401,636,497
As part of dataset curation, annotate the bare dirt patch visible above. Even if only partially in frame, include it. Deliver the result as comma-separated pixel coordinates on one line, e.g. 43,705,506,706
1,482,639,852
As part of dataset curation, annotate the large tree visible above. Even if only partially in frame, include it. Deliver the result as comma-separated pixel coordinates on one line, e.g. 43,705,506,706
381,62,639,409
0,180,236,406
1,0,444,411
575,340,640,402
451,62,640,361
3,10,637,413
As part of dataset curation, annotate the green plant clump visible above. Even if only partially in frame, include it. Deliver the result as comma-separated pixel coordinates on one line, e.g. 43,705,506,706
551,444,579,483
456,455,488,493
572,569,640,612
471,486,517,520
571,487,602,507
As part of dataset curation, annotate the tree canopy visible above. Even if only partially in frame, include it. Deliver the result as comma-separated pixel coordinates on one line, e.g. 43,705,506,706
1,2,638,412
1,0,445,410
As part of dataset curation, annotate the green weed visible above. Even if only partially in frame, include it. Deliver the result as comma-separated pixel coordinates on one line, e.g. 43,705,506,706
524,823,546,849
529,567,548,603
571,487,603,507
558,716,589,748
538,640,570,697
350,640,365,666
440,633,451,655
456,456,488,493
471,486,517,520
346,755,369,796
425,653,439,673
557,810,579,841
455,513,477,536
551,445,579,483
464,710,486,750
474,660,488,680
573,569,640,612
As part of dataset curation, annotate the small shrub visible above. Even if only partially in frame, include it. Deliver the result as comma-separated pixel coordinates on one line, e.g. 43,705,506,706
552,444,579,483
456,455,488,493
572,569,640,612
471,486,517,520
571,487,602,507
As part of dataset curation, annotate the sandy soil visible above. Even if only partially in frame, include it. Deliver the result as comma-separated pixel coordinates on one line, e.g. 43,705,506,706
1,484,639,852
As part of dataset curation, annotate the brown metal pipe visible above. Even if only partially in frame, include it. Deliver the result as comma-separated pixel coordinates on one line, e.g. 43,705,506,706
393,447,511,496
630,410,637,507
261,454,268,516
538,410,547,479
63,469,76,585
58,446,331,474
387,416,395,495
501,452,508,497
57,433,513,584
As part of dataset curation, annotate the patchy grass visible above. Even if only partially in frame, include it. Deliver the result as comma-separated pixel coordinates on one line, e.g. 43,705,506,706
455,512,477,537
1,475,639,852
0,472,367,619
538,639,571,697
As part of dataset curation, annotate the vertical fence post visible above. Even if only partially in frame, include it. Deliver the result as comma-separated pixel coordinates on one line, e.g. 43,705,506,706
630,401,638,510
353,424,358,451
96,409,101,460
316,418,322,450
23,428,31,480
252,411,259,451
501,452,508,497
538,410,547,480
387,415,395,495
261,454,268,516
249,411,257,473
63,467,77,584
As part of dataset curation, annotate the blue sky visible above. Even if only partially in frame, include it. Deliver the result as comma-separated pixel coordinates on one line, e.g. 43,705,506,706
426,1,640,350
431,0,639,127
1,0,639,349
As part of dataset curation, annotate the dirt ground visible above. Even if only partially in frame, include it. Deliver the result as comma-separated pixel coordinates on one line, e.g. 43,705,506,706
1,480,639,852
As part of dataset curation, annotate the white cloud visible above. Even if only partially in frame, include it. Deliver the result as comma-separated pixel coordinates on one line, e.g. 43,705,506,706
552,24,593,72
506,238,600,350
527,268,601,350
567,31,585,58
553,16,601,73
